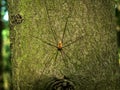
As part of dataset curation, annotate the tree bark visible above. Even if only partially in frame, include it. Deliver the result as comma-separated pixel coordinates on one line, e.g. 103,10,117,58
8,0,120,90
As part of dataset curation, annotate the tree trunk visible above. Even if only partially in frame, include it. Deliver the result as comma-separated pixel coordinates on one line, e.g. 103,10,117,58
8,0,120,90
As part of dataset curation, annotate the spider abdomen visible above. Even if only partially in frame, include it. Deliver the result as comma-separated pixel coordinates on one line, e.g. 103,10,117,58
57,41,63,51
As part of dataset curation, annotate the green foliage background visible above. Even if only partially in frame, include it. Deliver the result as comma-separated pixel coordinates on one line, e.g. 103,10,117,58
1,0,11,90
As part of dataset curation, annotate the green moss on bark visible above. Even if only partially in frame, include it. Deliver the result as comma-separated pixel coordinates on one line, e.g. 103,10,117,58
8,0,120,90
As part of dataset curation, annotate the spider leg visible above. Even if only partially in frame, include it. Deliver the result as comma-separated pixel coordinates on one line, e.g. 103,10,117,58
60,50,69,69
51,50,59,71
44,0,58,44
54,50,59,64
61,49,75,70
61,15,69,43
39,50,58,79
63,34,85,48
61,1,75,43
29,33,57,48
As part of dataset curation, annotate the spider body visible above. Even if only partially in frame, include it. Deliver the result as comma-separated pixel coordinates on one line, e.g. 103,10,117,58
57,41,63,51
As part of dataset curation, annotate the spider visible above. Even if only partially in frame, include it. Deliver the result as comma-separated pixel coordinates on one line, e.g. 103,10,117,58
29,0,85,80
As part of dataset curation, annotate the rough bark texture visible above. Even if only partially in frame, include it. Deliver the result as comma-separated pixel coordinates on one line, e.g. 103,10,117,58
8,0,120,90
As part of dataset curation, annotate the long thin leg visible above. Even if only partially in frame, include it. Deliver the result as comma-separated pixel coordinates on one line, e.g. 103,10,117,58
61,16,69,43
44,0,58,44
60,50,69,69
29,33,57,48
39,50,58,79
33,0,57,45
52,50,59,69
34,20,56,45
63,34,85,48
61,50,74,67
54,50,59,63
61,1,75,43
